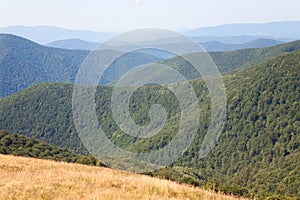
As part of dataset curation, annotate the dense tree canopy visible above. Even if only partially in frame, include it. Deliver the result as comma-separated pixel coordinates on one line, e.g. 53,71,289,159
0,130,104,166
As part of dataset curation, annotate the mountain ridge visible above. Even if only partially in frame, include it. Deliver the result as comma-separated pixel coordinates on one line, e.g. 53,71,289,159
185,21,300,39
0,34,161,97
46,37,284,52
0,25,115,44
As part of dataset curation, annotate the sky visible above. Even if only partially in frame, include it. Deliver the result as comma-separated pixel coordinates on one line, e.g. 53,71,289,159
1,0,300,32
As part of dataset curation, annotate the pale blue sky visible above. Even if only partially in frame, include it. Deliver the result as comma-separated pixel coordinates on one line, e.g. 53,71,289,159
1,0,300,32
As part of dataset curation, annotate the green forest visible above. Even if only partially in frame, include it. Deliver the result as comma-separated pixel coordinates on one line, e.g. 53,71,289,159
0,130,104,166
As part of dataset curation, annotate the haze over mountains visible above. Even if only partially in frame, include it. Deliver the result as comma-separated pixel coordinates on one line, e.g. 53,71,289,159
46,39,99,50
1,21,297,56
184,21,300,39
46,38,284,52
1,21,299,45
0,25,115,44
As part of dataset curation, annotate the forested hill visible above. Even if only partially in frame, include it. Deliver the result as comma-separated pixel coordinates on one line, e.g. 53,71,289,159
0,130,103,166
0,34,160,97
0,48,299,199
0,34,88,97
175,50,300,199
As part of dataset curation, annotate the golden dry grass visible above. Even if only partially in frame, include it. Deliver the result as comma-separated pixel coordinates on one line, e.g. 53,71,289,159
0,154,247,200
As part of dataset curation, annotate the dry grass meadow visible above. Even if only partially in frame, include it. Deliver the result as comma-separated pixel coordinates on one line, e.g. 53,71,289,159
0,154,248,200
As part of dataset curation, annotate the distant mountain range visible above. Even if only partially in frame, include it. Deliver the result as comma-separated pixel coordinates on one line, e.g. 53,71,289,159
47,39,98,50
0,25,115,44
185,21,300,39
47,38,284,52
1,21,299,45
201,39,283,52
191,35,292,44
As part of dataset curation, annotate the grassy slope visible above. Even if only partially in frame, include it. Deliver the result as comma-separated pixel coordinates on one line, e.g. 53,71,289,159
0,154,246,200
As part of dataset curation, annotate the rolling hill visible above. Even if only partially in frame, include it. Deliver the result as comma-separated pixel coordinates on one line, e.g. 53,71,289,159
0,34,88,97
0,48,299,199
0,154,245,200
0,34,160,97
